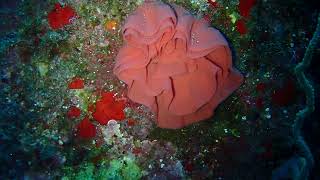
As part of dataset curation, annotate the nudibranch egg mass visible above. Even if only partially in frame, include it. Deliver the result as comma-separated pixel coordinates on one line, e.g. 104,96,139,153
114,0,244,129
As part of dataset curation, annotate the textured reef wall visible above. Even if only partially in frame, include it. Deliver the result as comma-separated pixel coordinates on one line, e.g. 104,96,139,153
0,0,319,179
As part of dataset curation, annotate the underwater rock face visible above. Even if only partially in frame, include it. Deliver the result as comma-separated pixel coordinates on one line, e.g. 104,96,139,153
1,0,319,179
114,1,243,129
271,156,307,180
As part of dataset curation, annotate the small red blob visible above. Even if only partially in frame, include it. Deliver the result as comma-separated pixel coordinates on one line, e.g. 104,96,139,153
239,0,256,18
203,14,211,23
93,92,126,125
127,119,136,126
48,3,77,30
67,106,81,118
185,161,193,172
207,0,218,8
76,116,96,139
255,97,264,109
132,147,142,155
68,77,84,89
236,19,248,35
256,82,267,92
271,80,297,106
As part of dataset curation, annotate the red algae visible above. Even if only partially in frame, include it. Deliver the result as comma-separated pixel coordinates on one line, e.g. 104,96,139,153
236,0,256,35
255,97,264,109
132,147,142,155
236,19,248,35
76,116,96,139
92,92,126,125
239,0,256,18
256,82,267,92
127,119,136,126
48,3,77,30
185,161,193,172
68,77,84,89
207,0,219,8
67,106,81,119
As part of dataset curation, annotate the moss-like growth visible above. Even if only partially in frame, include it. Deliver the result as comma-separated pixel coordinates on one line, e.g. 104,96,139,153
62,156,142,180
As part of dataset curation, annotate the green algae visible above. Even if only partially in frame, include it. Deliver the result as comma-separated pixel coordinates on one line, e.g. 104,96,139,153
62,156,142,180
